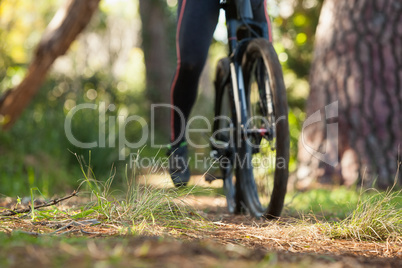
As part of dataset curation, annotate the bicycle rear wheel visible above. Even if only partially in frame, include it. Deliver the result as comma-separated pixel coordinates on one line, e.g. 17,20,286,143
236,39,289,218
211,58,239,214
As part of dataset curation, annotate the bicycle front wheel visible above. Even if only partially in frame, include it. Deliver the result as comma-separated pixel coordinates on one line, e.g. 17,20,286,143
236,39,289,218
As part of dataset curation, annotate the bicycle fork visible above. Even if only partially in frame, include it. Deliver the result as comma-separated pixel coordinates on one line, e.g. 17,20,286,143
206,59,247,181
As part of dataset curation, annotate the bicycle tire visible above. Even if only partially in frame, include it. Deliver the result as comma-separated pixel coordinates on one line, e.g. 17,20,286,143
211,58,240,214
236,39,289,219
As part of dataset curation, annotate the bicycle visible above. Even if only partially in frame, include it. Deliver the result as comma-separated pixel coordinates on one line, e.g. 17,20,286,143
207,0,290,219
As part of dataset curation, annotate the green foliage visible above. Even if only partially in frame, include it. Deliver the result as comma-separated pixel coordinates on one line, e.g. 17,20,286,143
0,70,148,196
285,187,361,220
270,0,324,168
274,0,324,81
0,0,59,91
0,0,149,197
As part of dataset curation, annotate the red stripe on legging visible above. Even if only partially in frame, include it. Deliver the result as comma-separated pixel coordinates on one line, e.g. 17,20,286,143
264,0,273,42
170,0,188,141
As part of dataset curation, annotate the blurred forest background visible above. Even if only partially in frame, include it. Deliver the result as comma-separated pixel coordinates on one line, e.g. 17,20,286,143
1,0,399,197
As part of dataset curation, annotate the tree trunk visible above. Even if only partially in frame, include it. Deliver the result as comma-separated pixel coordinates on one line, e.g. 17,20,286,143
139,0,175,139
296,0,402,189
0,0,100,130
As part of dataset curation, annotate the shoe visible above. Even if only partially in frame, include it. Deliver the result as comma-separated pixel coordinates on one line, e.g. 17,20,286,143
167,142,190,187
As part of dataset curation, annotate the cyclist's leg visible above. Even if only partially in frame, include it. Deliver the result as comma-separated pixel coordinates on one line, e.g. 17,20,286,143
251,0,273,42
168,0,220,187
170,0,220,145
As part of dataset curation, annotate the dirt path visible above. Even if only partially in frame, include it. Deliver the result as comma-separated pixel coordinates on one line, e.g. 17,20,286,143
1,189,402,267
180,195,402,267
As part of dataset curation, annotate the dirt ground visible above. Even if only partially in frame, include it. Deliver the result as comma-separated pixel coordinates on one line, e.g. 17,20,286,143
182,195,402,267
1,193,402,268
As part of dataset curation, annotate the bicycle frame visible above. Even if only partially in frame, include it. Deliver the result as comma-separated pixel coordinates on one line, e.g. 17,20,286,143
219,0,270,139
222,0,270,54
210,0,271,160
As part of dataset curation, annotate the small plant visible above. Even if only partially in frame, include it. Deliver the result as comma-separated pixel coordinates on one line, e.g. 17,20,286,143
74,152,207,234
321,178,402,241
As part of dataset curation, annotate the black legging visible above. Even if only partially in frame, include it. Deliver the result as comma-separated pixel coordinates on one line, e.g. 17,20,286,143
170,0,272,144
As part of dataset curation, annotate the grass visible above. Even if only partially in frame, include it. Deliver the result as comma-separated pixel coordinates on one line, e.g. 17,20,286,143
282,167,402,242
0,153,210,238
1,175,402,267
1,152,401,267
282,186,402,243
284,187,361,220
3,173,402,242
314,167,402,242
320,187,402,241
68,152,210,234
2,171,402,242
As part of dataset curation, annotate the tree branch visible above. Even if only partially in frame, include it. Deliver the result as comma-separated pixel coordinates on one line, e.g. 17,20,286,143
0,0,101,130
0,190,78,217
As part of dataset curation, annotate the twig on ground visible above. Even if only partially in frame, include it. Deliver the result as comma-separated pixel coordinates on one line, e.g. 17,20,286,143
0,226,13,234
80,229,102,235
50,221,76,234
0,191,78,217
49,219,101,235
13,230,43,236
57,229,80,236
